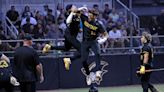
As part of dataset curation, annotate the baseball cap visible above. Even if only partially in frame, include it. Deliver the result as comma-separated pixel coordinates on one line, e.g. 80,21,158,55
23,34,32,40
88,9,99,16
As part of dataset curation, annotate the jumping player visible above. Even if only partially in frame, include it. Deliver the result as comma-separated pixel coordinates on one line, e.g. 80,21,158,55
42,5,86,70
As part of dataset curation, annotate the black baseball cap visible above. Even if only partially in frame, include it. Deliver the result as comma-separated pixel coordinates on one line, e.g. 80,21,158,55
88,9,99,16
23,34,32,40
66,4,73,11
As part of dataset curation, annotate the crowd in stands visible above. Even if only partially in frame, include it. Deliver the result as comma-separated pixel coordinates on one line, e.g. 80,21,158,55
0,3,164,53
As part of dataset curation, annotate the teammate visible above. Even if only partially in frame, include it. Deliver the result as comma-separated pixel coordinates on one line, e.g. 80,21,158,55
0,53,13,92
138,32,159,92
66,8,108,85
43,5,86,70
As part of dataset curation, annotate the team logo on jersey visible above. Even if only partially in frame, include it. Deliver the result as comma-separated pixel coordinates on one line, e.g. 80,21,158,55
0,60,9,68
81,61,109,85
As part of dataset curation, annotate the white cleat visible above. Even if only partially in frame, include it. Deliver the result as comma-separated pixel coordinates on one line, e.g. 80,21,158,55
10,76,20,86
95,71,102,81
86,72,96,85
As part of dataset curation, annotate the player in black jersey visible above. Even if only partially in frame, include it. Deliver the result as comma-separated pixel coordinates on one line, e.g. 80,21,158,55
139,32,158,92
42,5,86,70
78,9,108,85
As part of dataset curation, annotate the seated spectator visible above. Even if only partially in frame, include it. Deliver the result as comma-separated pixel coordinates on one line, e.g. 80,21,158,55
148,16,160,46
21,17,34,34
93,4,101,13
43,4,49,16
6,6,19,24
107,20,115,31
34,10,42,20
33,23,45,39
32,23,45,50
45,9,55,24
22,5,33,19
119,25,129,47
108,25,123,48
102,4,112,20
118,11,127,24
109,9,119,23
156,9,164,45
21,15,37,26
0,21,6,40
45,22,62,39
56,3,64,19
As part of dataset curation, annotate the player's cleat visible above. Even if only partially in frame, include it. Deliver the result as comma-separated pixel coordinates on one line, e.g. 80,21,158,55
10,76,20,86
42,44,51,53
63,58,71,70
89,86,98,92
95,71,102,81
150,87,159,92
86,72,96,85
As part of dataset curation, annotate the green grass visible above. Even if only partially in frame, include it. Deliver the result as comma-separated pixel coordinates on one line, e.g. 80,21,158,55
39,84,164,92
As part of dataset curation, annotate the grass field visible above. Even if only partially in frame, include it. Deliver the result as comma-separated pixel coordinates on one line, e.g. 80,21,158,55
38,84,164,92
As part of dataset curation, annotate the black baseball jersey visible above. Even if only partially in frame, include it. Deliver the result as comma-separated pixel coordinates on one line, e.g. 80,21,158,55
81,14,106,41
65,15,80,37
140,43,153,68
13,46,40,82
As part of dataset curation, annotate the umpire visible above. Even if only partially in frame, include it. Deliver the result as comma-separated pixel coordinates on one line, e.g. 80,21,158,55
139,32,158,92
13,34,44,92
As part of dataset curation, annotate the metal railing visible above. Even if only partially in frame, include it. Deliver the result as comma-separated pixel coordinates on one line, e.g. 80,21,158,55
113,0,140,30
5,16,19,39
1,35,164,58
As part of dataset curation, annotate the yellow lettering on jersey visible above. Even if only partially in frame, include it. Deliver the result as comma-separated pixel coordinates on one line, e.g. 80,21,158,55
84,21,98,31
0,60,9,68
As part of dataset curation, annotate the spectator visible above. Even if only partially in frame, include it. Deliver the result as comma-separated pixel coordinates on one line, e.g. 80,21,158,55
102,4,112,20
6,6,19,24
108,25,122,48
34,10,41,21
33,23,45,39
93,4,100,13
156,9,164,45
56,3,64,19
45,22,61,39
0,21,6,40
22,17,34,34
21,15,37,26
7,39,20,51
118,11,127,24
106,21,114,32
109,9,119,23
13,34,44,92
43,4,49,16
22,5,33,19
0,21,9,51
119,25,129,47
148,16,160,46
33,23,45,50
45,9,55,25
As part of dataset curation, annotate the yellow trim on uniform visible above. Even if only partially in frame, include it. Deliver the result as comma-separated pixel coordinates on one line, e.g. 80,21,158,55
84,21,98,31
0,60,9,68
